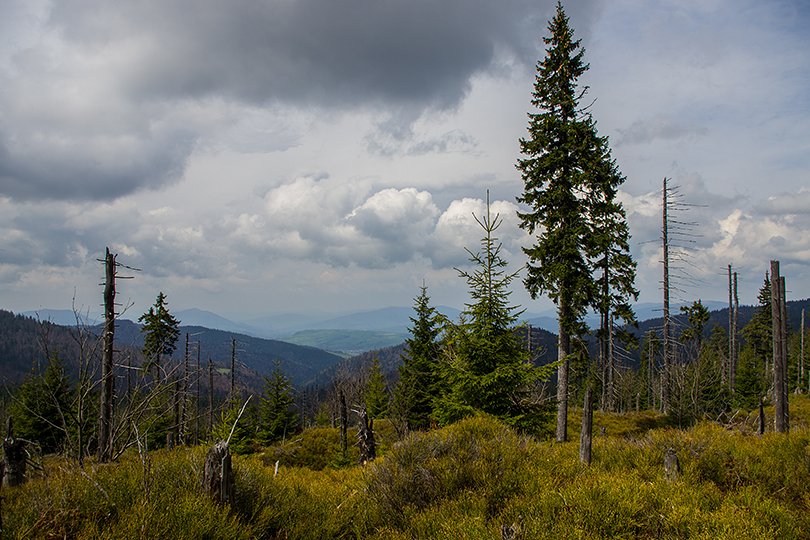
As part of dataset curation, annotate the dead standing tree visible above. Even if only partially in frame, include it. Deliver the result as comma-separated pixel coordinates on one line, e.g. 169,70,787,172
98,248,116,463
771,260,789,433
97,247,139,462
658,178,702,413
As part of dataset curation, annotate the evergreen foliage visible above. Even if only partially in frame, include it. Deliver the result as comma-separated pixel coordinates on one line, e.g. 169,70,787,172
516,2,636,438
258,365,299,445
736,276,772,409
8,354,74,453
680,299,711,356
434,197,552,433
364,356,389,420
393,285,442,431
516,1,596,340
139,292,180,372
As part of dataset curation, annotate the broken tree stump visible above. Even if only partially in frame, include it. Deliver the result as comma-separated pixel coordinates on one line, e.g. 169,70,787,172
357,407,376,464
202,441,234,504
664,448,680,481
2,418,26,488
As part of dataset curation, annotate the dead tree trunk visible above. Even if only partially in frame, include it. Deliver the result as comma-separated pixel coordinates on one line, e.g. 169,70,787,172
208,358,214,439
802,308,806,393
196,341,201,444
357,407,376,464
339,389,348,457
771,261,788,433
2,418,26,487
180,332,189,444
726,264,732,387
98,247,116,462
579,387,593,465
202,440,234,505
664,448,680,481
661,178,671,414
780,275,789,416
173,376,181,446
230,338,237,399
731,271,738,392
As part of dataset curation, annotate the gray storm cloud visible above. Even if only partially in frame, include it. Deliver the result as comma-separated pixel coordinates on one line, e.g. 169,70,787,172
0,0,588,202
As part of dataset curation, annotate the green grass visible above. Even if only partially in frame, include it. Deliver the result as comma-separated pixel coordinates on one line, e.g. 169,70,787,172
3,396,810,539
282,329,407,356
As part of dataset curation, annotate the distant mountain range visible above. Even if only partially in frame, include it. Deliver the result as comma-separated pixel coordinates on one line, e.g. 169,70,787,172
1,310,344,390
18,298,798,360
7,297,810,393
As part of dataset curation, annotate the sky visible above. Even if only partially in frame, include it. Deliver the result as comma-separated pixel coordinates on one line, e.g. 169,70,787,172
1,0,809,323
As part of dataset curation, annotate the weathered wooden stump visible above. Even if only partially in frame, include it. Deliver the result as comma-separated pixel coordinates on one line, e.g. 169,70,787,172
664,448,680,481
166,432,175,450
357,407,376,464
579,387,593,465
2,418,26,488
202,440,234,504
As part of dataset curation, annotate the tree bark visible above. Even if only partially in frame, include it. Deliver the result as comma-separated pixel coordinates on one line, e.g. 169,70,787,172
357,407,376,463
731,272,738,392
98,247,116,462
772,261,788,433
664,448,680,481
202,440,233,504
339,389,348,456
802,308,806,393
579,387,593,465
726,264,732,387
661,178,671,414
2,418,26,487
556,303,570,443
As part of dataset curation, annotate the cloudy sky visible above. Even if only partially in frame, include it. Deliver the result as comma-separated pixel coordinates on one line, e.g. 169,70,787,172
1,0,809,323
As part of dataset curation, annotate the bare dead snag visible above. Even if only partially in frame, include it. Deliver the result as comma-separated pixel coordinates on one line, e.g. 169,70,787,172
2,418,26,487
664,448,680,481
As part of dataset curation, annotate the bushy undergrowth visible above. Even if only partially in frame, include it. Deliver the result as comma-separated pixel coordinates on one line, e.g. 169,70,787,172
3,396,810,539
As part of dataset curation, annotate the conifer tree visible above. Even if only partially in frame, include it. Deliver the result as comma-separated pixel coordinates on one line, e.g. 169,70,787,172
736,275,772,408
516,2,634,440
434,195,551,433
139,292,180,377
9,354,73,454
365,357,389,420
393,285,441,431
680,300,711,359
258,365,298,445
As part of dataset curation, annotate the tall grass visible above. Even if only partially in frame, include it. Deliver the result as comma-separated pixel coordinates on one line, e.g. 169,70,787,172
3,396,810,539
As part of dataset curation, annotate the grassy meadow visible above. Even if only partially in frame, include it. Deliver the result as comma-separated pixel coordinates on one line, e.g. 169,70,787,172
2,395,810,539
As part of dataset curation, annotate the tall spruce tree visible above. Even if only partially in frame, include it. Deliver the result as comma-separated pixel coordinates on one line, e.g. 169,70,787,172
517,2,632,440
393,284,442,431
139,292,180,378
434,195,551,433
